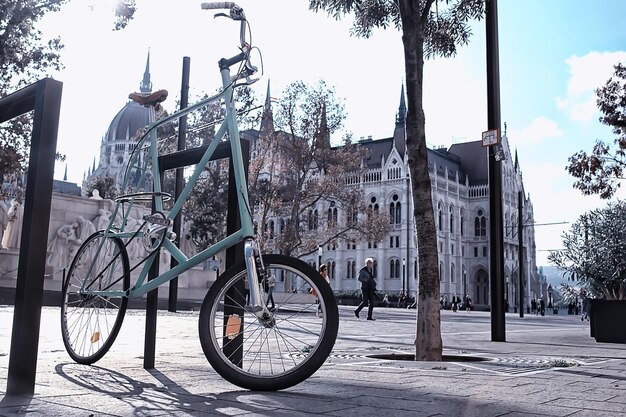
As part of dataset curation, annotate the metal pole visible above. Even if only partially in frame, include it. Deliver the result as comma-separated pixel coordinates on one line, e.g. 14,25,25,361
518,191,524,318
486,0,506,341
168,56,190,312
406,173,410,296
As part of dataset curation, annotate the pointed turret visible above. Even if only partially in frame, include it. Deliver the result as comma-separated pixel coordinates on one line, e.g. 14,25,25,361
317,101,331,150
259,79,274,136
393,83,407,155
139,50,152,93
514,148,519,171
396,83,407,127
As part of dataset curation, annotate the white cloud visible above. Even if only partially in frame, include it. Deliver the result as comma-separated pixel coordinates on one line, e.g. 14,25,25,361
509,117,563,146
557,51,626,123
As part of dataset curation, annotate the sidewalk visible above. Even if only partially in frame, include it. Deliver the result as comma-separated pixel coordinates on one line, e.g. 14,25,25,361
1,304,625,416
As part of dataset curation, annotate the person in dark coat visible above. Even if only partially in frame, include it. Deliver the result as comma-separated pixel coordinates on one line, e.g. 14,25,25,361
354,258,377,320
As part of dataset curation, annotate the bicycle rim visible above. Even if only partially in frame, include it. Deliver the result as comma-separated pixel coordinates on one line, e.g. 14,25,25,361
199,254,338,391
61,231,130,364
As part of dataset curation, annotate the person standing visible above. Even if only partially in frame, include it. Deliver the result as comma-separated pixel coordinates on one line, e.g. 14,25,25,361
354,258,377,321
316,264,330,317
266,273,276,310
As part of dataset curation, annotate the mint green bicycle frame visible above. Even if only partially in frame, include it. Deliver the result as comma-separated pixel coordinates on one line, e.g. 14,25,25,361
81,60,259,302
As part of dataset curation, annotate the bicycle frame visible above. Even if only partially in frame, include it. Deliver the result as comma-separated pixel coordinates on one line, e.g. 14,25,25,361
81,58,261,303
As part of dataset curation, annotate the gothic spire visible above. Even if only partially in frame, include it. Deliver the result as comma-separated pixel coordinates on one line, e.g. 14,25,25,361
259,79,274,136
139,50,152,93
395,83,407,127
514,148,519,171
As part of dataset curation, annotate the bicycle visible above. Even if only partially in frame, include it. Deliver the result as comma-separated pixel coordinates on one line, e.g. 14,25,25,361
60,2,339,391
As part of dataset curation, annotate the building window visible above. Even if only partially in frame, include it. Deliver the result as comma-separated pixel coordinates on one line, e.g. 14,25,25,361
438,201,443,231
451,263,455,283
439,261,444,281
328,202,338,227
389,194,401,224
390,259,400,279
474,247,478,257
451,244,455,255
373,260,378,278
474,209,487,237
449,205,454,233
460,207,464,236
483,246,488,257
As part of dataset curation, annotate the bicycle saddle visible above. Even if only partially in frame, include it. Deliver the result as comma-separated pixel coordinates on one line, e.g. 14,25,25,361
128,89,169,107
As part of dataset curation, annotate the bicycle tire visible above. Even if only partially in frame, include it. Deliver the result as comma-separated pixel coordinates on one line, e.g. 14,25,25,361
198,254,338,391
61,231,130,364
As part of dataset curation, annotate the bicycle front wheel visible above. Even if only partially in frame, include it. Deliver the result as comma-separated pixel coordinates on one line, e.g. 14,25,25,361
198,254,338,391
61,231,130,364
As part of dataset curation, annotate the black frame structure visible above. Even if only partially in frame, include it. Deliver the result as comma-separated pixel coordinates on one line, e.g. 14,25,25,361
0,78,63,395
143,137,249,368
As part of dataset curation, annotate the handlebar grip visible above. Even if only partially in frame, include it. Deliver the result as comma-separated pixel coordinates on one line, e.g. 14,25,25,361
201,2,236,10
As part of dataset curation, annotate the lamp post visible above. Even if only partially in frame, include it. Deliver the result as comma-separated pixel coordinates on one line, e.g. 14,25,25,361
402,257,406,295
318,246,323,271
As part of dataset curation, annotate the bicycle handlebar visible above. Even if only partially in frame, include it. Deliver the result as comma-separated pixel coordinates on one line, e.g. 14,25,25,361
201,2,235,10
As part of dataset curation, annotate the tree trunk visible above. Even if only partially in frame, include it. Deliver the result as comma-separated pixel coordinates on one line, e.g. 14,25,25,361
399,0,442,361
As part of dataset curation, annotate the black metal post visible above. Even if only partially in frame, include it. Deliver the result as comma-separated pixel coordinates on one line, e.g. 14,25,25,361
518,191,524,318
3,78,63,395
406,173,410,295
486,0,506,341
168,56,191,312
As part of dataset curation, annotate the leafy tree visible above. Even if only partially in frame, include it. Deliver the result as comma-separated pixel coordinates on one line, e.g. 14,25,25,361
0,0,135,179
84,174,118,200
249,80,389,258
309,0,485,360
548,201,626,300
567,63,626,199
181,86,260,251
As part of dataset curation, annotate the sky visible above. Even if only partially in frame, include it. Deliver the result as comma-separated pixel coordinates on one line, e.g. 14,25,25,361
38,0,626,266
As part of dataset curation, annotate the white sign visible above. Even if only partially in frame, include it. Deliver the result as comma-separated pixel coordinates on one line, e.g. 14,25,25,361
482,129,500,147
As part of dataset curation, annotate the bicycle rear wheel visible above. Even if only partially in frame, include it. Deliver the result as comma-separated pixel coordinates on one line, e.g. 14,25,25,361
61,231,130,364
198,254,338,391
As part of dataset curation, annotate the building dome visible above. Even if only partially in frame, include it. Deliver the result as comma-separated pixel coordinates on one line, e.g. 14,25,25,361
104,101,150,144
83,51,154,194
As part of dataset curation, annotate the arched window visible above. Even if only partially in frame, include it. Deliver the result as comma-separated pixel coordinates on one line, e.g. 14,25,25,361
451,263,455,283
389,259,400,279
268,220,275,239
330,261,336,280
346,260,354,279
279,218,285,235
460,207,464,236
373,259,378,278
308,210,314,231
449,205,455,234
474,209,487,237
438,201,443,231
389,194,401,224
439,261,444,281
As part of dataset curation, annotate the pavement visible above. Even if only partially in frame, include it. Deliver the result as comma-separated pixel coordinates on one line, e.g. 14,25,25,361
1,304,625,416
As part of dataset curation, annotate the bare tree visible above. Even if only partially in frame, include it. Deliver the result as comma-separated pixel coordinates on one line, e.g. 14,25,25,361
250,80,388,258
309,0,485,360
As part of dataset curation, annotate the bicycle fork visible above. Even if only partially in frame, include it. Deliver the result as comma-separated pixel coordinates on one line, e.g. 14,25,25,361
243,239,273,322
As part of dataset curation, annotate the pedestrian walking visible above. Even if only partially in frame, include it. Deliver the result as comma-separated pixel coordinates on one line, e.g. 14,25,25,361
451,293,461,312
465,295,472,313
266,273,276,310
354,258,377,320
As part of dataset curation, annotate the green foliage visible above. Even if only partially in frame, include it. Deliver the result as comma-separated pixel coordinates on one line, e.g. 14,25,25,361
549,200,626,300
0,0,135,177
181,86,259,252
568,63,626,199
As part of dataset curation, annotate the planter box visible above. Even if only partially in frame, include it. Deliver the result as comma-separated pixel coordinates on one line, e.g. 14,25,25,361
590,299,626,343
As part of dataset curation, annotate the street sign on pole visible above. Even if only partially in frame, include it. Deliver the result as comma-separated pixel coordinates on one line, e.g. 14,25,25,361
482,128,500,147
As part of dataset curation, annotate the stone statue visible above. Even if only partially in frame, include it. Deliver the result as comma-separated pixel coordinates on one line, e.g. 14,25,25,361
94,208,112,231
0,202,9,249
90,189,103,199
46,221,82,269
1,198,24,250
75,216,96,242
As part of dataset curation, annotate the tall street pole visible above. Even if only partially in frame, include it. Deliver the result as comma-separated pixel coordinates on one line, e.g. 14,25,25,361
518,191,524,318
486,0,506,341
